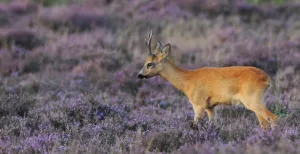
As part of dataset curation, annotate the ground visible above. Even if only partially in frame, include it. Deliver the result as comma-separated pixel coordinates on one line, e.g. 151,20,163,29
0,0,300,153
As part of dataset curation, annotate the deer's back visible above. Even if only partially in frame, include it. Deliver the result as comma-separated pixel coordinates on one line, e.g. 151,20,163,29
185,66,270,102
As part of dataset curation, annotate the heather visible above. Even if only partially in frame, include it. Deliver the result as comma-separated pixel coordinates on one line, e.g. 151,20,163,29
0,0,300,153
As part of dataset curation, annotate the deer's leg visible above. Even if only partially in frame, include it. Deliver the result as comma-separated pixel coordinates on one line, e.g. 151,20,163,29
254,103,277,127
241,91,278,129
205,108,214,122
256,113,270,129
192,104,206,126
243,100,270,129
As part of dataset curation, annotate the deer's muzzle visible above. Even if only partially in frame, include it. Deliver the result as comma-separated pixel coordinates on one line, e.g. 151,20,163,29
138,74,148,79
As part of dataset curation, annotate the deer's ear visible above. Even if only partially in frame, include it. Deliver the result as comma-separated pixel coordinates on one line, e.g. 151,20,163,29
153,41,163,55
161,43,171,59
157,42,163,50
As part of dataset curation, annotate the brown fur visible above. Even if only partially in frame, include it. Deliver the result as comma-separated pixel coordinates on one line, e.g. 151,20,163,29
138,39,277,129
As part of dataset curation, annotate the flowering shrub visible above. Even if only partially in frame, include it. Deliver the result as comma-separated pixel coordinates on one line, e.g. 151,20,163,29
0,0,300,153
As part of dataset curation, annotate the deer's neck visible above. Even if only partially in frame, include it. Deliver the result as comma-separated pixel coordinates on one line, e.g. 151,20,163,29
159,60,191,93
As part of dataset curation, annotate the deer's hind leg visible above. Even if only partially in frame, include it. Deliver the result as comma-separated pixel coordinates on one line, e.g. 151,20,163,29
255,103,277,127
256,114,270,129
240,88,277,129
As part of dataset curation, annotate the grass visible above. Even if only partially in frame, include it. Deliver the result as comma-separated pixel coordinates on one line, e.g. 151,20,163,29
0,0,300,153
247,0,285,5
0,0,82,6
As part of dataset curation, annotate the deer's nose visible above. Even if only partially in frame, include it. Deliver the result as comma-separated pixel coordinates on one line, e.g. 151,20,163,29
138,74,144,79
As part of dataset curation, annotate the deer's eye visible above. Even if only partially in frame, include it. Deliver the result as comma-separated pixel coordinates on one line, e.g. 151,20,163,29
147,63,153,68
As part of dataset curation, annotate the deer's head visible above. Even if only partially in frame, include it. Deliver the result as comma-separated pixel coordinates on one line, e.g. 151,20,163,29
138,31,171,79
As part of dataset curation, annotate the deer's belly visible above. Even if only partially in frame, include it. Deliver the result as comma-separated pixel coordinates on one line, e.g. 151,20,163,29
208,95,241,108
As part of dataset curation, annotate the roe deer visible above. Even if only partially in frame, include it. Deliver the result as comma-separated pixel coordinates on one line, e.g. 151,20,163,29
137,31,277,129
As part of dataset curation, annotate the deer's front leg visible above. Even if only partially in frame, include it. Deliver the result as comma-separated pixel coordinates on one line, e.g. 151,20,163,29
189,91,207,128
205,108,214,122
192,104,206,126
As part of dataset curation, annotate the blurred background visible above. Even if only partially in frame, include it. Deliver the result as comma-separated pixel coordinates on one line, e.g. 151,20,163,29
0,0,300,153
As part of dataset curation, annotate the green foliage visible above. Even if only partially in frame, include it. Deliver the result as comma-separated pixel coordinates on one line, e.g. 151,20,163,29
0,0,9,3
247,0,285,5
32,0,82,6
272,101,288,118
0,0,81,5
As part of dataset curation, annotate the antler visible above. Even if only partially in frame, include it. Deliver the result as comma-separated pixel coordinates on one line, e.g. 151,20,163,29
145,30,153,55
